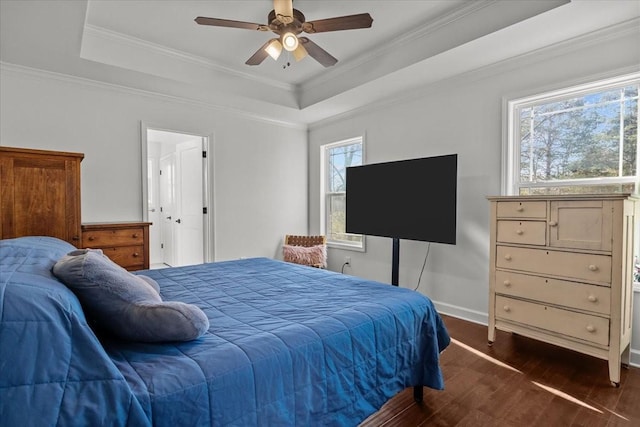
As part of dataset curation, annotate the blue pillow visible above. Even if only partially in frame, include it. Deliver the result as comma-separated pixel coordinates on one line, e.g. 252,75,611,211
52,249,209,342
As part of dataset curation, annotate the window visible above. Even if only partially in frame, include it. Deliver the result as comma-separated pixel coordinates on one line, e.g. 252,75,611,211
321,137,364,249
505,73,639,195
505,73,640,287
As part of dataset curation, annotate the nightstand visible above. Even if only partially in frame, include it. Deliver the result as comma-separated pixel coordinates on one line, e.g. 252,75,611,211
81,222,151,271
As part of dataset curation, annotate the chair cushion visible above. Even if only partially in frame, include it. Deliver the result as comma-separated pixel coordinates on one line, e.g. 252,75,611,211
52,249,209,342
283,244,327,268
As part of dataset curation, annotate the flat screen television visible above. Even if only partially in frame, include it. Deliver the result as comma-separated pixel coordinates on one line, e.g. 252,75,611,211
346,153,457,244
345,154,457,285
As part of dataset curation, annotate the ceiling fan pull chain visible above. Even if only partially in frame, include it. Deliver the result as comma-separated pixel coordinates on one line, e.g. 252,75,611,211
282,51,292,69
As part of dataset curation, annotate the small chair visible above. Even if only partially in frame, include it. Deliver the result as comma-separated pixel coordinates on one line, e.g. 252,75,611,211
283,235,327,268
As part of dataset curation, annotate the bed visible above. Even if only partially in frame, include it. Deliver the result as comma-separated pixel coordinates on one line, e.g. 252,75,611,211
0,236,450,426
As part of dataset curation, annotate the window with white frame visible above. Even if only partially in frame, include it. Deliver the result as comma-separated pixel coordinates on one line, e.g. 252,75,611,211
505,73,639,285
505,73,638,196
322,137,364,249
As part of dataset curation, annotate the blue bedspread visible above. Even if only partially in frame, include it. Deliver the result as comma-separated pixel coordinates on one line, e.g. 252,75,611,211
0,237,148,426
1,236,450,426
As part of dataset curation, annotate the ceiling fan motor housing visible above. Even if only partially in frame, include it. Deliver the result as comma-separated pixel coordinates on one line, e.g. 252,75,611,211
268,9,305,35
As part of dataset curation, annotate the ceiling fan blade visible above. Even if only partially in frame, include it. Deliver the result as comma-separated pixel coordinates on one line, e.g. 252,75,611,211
245,39,276,65
298,37,337,67
195,16,268,31
273,0,294,24
302,13,373,33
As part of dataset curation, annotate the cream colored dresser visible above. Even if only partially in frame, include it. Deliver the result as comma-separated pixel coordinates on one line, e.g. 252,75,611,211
487,194,637,386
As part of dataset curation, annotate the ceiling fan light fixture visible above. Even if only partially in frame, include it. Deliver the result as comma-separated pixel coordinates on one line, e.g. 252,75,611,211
282,32,299,51
265,39,283,60
292,44,308,62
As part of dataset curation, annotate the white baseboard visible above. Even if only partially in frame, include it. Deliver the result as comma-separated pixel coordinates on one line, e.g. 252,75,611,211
432,300,488,327
432,299,640,369
631,349,640,368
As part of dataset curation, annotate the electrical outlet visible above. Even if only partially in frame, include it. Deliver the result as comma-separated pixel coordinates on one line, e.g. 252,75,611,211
344,256,351,265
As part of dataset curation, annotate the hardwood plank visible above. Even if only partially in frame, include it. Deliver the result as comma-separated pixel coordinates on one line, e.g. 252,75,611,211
361,314,640,426
499,380,554,426
612,367,640,420
570,407,612,427
454,409,516,427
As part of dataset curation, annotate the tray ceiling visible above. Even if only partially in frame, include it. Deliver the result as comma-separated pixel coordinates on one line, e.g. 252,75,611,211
2,0,638,125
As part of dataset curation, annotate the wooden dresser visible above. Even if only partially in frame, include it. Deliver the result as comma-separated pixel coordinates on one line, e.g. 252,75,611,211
487,194,637,386
82,222,151,271
0,146,83,245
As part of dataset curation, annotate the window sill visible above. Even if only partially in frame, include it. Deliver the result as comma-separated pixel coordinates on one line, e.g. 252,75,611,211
327,242,366,253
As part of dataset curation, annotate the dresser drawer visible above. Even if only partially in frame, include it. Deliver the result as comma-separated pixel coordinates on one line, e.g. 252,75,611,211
496,246,611,283
100,246,145,269
82,228,144,247
496,201,546,219
497,220,546,245
495,295,609,346
495,270,611,315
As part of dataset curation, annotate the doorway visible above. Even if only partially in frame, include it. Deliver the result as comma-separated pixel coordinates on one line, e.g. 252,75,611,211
141,125,212,267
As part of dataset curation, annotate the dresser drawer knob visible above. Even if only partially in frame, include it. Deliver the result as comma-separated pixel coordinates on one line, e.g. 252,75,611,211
588,295,598,303
503,305,511,313
588,264,598,272
133,252,140,257
516,229,524,235
503,280,511,287
549,221,558,227
516,206,524,212
504,254,512,261
88,236,95,241
133,233,139,238
586,325,596,333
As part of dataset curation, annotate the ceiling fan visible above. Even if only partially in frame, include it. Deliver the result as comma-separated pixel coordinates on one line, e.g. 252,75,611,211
195,0,373,67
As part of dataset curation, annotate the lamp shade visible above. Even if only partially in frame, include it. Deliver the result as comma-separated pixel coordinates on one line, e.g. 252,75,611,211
292,44,308,61
265,39,283,60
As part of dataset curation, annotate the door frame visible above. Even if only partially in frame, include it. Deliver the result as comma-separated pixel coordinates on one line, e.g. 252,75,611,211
140,121,215,263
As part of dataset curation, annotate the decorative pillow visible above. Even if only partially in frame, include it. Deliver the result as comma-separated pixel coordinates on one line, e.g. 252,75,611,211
283,244,327,268
52,249,209,342
137,274,161,294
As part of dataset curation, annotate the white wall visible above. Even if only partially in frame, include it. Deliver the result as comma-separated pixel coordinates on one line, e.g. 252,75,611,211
0,66,308,261
2,15,638,367
309,28,640,363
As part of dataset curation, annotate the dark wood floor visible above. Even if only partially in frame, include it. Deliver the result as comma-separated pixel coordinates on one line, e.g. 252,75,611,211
361,314,640,426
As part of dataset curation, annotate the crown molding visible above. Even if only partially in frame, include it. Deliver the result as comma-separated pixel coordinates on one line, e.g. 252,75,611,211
301,0,495,92
0,61,306,130
301,0,574,95
309,18,640,130
299,0,571,110
493,17,640,75
82,24,295,93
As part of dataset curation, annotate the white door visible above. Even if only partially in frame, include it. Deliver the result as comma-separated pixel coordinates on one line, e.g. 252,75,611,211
175,139,204,266
147,155,162,265
159,154,176,267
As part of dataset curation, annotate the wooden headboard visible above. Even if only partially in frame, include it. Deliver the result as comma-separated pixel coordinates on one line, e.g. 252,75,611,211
0,146,84,245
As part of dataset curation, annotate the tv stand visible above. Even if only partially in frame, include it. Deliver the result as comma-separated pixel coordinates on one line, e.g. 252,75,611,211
391,238,400,286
